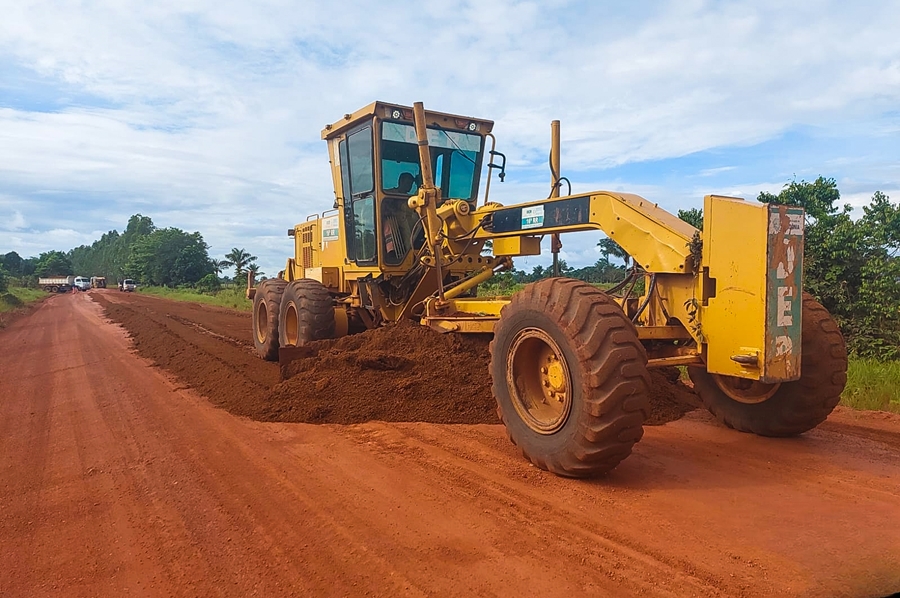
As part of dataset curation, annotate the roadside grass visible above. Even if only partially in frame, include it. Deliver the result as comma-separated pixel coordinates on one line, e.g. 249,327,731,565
0,287,47,313
841,359,900,414
137,286,252,311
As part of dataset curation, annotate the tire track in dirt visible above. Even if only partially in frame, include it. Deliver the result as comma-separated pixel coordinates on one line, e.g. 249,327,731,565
335,422,731,597
4,291,900,597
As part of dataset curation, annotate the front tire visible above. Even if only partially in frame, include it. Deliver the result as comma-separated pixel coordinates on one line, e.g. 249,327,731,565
278,279,335,348
252,279,287,361
490,278,651,478
689,294,847,436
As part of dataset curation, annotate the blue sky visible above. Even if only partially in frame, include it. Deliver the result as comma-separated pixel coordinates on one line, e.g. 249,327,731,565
1,0,899,275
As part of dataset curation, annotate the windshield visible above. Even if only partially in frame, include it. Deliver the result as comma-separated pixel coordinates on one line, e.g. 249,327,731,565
123,280,134,285
381,122,482,202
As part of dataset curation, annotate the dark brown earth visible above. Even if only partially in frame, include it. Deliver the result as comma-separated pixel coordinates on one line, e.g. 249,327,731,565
274,319,698,425
2,289,899,597
95,293,699,426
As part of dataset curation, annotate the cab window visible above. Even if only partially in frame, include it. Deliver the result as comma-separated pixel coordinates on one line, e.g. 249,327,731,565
340,126,377,264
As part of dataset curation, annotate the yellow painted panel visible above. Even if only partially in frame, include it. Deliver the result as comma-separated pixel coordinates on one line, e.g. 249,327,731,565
492,236,541,256
701,195,767,379
318,212,345,272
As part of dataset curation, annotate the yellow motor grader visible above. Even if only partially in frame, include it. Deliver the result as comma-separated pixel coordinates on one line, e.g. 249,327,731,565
247,101,847,477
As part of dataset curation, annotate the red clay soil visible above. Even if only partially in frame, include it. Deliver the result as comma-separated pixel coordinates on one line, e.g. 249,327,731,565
3,291,900,597
272,319,699,425
94,292,698,426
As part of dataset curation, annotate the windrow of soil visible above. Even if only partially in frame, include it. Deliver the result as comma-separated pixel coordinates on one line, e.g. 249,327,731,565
94,292,699,426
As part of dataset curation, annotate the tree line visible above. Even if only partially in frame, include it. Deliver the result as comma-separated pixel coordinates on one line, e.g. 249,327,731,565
0,214,260,289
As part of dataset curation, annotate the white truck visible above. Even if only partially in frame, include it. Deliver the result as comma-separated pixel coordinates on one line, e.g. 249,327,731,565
119,278,136,292
38,275,76,293
73,276,91,291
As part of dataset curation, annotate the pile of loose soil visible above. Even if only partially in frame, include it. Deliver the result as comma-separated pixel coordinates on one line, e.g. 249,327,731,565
265,320,699,426
95,293,698,427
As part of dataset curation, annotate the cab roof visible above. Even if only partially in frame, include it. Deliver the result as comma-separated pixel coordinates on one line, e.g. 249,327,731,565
321,101,494,140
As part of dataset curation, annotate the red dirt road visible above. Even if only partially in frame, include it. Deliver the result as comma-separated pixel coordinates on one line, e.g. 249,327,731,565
1,291,899,597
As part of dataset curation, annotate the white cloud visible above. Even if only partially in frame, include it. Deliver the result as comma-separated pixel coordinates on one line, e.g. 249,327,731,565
1,209,28,231
0,0,898,274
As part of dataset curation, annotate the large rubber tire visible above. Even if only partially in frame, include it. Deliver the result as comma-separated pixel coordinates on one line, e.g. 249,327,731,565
490,278,651,478
278,279,335,348
689,294,847,437
252,278,287,361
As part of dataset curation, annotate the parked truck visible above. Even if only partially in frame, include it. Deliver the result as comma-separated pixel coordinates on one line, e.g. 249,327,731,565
91,276,107,289
39,276,76,293
73,276,91,291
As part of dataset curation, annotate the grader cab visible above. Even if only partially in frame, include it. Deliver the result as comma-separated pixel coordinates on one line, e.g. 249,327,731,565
248,101,847,478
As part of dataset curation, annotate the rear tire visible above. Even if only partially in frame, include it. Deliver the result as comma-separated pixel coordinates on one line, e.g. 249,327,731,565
278,279,335,348
689,294,847,436
252,279,287,361
490,278,651,478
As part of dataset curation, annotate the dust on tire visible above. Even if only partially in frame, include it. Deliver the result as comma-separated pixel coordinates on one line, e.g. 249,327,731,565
490,278,651,478
689,293,848,436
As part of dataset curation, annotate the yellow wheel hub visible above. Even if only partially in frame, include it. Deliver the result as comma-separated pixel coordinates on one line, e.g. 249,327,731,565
506,328,572,434
713,374,781,404
283,302,299,346
546,359,566,392
255,300,268,344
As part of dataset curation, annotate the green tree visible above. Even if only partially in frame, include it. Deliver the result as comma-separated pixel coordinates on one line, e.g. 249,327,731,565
677,208,704,229
126,228,213,286
35,251,73,277
758,178,900,359
210,259,227,277
528,264,546,282
597,237,630,269
2,251,24,276
223,248,258,279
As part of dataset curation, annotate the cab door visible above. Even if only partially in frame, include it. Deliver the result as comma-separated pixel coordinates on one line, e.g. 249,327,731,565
338,125,377,266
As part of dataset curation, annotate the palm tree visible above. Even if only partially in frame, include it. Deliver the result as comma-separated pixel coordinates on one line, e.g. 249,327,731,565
223,248,258,279
597,237,631,269
210,259,226,277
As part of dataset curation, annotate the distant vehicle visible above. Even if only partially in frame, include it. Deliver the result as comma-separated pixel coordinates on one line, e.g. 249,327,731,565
73,276,91,291
119,279,136,292
90,276,107,289
38,276,76,293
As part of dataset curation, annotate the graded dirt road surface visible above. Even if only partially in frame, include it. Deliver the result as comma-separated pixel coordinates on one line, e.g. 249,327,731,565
1,291,899,597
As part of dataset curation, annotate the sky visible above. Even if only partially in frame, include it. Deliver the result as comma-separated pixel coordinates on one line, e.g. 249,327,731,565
2,0,899,276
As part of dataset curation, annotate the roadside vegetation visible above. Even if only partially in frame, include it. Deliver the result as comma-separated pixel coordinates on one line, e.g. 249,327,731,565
0,278,49,327
0,287,46,314
841,360,900,414
137,285,252,312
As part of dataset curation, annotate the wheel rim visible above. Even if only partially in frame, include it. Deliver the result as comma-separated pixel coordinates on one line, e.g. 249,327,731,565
712,374,780,404
283,302,299,346
506,328,572,434
255,299,268,344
